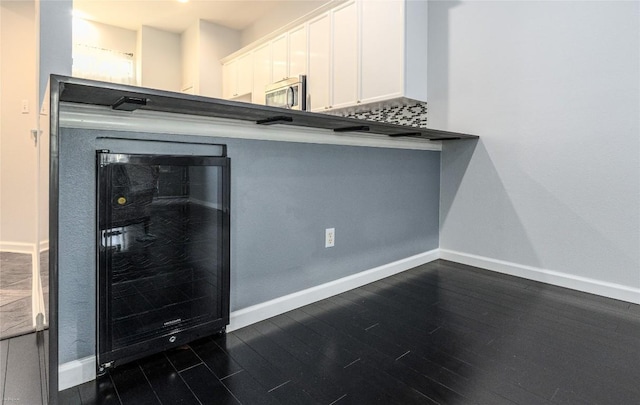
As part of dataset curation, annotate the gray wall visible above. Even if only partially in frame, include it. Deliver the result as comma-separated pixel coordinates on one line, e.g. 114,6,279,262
57,128,440,363
430,1,640,288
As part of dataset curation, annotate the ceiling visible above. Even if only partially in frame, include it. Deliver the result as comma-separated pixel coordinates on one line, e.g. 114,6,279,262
73,0,293,33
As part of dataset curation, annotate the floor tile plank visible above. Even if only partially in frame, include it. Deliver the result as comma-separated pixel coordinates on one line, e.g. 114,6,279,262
0,338,9,400
180,363,240,405
189,336,244,379
57,386,81,404
0,252,33,339
138,353,199,404
108,362,157,404
3,333,43,405
234,324,345,404
214,333,291,392
219,368,281,405
165,345,202,372
77,375,121,405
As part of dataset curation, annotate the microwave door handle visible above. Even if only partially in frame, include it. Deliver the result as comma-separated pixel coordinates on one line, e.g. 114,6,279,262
287,87,294,109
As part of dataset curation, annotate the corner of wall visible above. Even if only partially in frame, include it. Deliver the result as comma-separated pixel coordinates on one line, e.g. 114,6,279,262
440,249,640,305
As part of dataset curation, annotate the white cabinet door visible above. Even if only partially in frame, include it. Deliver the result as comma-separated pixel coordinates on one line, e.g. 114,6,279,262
252,43,272,105
271,34,288,83
331,1,358,109
288,24,307,79
222,60,236,99
222,54,253,99
360,0,404,104
236,53,253,96
308,13,331,112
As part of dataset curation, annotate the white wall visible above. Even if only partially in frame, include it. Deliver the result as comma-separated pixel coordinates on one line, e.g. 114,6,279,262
138,26,181,91
181,21,199,93
0,0,38,250
72,17,136,54
182,19,240,97
198,20,240,98
37,0,72,247
240,0,327,46
72,17,137,83
431,1,640,300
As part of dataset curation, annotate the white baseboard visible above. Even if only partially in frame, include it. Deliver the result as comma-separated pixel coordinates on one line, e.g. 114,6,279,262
0,241,36,254
59,356,96,391
40,239,49,252
228,249,440,331
440,249,640,305
57,249,439,390
0,240,48,254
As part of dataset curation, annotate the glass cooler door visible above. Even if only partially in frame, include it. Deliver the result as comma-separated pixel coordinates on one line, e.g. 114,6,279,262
96,152,230,371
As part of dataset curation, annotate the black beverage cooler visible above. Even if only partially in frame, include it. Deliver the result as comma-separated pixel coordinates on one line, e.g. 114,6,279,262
95,151,230,373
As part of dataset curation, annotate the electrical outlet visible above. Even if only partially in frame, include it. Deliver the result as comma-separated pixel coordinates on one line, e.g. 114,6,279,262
325,228,335,248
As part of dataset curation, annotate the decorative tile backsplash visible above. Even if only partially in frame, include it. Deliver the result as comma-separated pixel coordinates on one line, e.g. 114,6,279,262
339,102,428,128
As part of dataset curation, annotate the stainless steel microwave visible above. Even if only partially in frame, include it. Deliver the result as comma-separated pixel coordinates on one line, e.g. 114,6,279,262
265,75,307,111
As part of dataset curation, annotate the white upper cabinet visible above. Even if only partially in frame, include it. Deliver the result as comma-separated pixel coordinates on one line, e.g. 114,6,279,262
252,43,272,105
222,25,307,103
237,53,253,96
222,60,237,100
331,1,358,109
308,13,331,112
271,34,288,83
221,0,427,108
359,0,404,104
222,52,253,99
308,1,357,112
354,0,427,106
288,24,307,78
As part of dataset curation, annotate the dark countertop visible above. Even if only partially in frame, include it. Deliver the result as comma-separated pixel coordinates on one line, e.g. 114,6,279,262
51,75,478,141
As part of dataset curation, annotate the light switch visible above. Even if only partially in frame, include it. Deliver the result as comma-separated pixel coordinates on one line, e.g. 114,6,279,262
21,99,29,114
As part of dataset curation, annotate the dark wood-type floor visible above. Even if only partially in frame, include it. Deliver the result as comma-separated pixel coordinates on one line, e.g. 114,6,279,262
0,330,48,404
4,260,640,404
